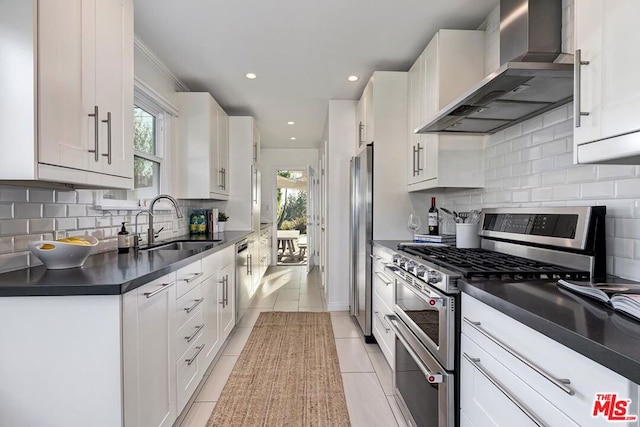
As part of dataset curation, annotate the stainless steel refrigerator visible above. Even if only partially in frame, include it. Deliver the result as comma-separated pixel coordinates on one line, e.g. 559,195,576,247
350,143,375,342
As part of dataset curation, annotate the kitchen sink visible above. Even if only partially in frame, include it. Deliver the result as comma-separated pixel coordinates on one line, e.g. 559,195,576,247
143,240,221,251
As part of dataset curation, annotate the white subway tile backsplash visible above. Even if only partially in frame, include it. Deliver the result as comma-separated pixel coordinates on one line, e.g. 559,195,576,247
542,171,566,186
13,204,42,219
614,219,640,239
613,258,640,281
67,204,87,217
55,191,77,203
495,141,512,155
581,181,615,199
43,204,66,218
77,190,94,204
615,179,640,198
511,162,532,177
14,235,40,252
0,237,12,254
504,151,521,165
521,174,541,188
531,127,555,145
598,165,636,180
0,186,28,202
0,253,29,273
553,153,573,168
28,189,55,203
531,158,554,173
502,177,521,189
0,204,12,219
521,146,542,161
542,105,568,127
495,166,512,179
554,184,580,200
522,116,543,135
634,241,640,260
504,123,523,140
566,165,597,183
56,218,77,231
531,187,554,201
78,217,96,229
512,190,530,203
598,199,635,219
607,237,634,259
29,219,55,234
96,217,112,227
512,135,532,151
553,120,573,139
542,139,568,157
0,220,28,236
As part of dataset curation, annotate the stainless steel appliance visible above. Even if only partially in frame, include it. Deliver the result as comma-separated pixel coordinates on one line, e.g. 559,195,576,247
386,206,606,427
349,143,374,341
416,0,574,135
235,238,250,324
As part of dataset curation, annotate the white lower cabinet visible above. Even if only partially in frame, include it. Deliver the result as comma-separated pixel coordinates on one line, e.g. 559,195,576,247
123,273,177,427
461,293,639,427
371,246,395,366
219,257,236,341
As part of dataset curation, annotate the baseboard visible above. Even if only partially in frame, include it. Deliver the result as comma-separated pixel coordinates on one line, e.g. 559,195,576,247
327,302,350,311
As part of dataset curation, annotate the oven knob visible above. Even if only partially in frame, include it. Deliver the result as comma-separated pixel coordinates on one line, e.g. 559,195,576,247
415,265,427,278
399,257,408,268
392,254,401,264
427,270,442,284
407,261,416,272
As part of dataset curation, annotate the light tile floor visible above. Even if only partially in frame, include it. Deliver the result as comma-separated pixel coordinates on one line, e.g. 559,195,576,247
179,265,407,427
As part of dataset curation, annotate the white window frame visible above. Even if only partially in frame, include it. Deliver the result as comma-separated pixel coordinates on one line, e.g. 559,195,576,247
95,78,179,210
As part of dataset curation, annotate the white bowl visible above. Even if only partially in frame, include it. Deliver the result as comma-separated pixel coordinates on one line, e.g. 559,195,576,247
28,236,99,269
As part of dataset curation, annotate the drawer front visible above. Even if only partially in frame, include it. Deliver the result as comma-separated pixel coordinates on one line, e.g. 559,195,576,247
462,293,638,426
201,252,219,280
373,266,393,309
461,334,579,427
176,309,204,360
372,293,394,367
177,333,206,413
136,272,176,299
219,245,235,268
176,260,204,298
176,284,204,329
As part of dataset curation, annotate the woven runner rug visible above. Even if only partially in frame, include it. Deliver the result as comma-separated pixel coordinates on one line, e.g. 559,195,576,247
206,311,351,427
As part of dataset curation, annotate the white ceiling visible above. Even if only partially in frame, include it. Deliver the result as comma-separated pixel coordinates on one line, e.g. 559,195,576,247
133,0,498,149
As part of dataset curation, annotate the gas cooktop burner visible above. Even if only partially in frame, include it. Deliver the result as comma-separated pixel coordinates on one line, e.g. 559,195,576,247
398,244,590,281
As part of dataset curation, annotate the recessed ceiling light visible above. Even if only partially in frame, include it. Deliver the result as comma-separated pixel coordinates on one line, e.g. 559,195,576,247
290,137,297,140
287,121,295,125
347,75,359,82
245,73,257,79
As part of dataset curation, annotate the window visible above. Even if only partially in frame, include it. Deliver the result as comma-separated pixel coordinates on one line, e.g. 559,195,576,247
98,80,177,209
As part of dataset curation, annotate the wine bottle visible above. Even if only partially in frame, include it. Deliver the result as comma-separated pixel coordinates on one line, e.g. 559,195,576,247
428,197,439,235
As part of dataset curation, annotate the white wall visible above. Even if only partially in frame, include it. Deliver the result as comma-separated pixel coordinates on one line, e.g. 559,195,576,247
325,101,357,310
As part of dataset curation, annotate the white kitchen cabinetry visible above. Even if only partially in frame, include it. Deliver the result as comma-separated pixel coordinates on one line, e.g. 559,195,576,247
355,72,413,241
407,30,485,191
218,247,236,341
461,293,639,427
0,0,134,188
356,80,374,152
371,246,394,366
259,227,272,278
574,0,640,164
175,92,230,200
226,117,261,232
123,273,177,427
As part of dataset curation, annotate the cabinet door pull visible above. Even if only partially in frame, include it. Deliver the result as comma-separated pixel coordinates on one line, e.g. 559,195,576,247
463,317,574,395
222,168,226,190
374,311,390,332
224,275,229,305
185,324,205,343
358,122,364,146
574,49,590,128
101,111,112,164
88,106,99,162
144,281,175,298
183,272,203,283
374,271,392,286
185,344,205,366
412,145,418,176
416,142,423,173
185,297,204,313
219,276,226,306
463,353,547,427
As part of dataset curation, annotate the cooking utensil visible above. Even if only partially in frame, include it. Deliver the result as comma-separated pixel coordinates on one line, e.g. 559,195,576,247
466,210,481,224
440,208,463,223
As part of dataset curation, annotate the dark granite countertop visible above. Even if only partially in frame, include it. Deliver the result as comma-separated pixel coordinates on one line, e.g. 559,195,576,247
373,239,640,384
0,231,251,297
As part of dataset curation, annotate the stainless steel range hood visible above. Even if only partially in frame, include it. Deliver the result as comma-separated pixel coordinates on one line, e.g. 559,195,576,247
416,0,573,135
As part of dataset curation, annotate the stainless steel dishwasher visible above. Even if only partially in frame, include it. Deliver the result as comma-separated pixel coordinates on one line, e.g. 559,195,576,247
235,238,251,324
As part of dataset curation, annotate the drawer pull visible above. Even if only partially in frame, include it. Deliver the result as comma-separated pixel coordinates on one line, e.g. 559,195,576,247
463,353,547,427
374,310,390,332
183,272,204,283
184,297,204,313
374,271,392,286
144,282,175,299
185,324,205,343
185,344,205,366
463,317,574,396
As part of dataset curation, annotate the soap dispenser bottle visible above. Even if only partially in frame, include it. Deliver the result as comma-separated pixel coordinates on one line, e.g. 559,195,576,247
118,222,130,254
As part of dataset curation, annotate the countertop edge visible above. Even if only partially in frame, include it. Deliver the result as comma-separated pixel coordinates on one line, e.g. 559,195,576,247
460,281,640,385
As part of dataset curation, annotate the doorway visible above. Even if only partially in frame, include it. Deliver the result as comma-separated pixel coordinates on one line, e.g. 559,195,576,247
276,169,308,266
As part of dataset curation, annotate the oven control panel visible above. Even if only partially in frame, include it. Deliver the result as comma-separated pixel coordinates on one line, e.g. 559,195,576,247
392,253,450,293
482,213,578,239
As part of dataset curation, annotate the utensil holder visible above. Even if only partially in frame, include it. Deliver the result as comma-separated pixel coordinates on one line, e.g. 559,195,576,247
456,223,480,249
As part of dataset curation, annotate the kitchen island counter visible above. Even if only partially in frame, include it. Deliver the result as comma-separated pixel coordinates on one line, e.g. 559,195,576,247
0,231,251,297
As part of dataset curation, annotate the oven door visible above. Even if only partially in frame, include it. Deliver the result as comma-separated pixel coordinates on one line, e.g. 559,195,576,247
387,265,456,370
387,314,454,427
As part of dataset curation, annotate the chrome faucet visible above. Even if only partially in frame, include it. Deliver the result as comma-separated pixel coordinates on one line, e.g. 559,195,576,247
133,210,153,249
147,194,184,245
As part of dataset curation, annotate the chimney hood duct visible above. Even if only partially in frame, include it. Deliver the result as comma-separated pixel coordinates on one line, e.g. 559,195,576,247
415,0,573,135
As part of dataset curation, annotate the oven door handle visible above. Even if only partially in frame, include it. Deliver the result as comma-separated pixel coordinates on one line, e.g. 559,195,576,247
463,353,547,427
386,315,443,384
387,264,447,310
463,317,574,396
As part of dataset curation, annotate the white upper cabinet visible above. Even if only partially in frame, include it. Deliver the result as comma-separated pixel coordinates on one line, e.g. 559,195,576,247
356,80,374,152
0,0,134,188
175,92,230,200
574,0,640,164
407,30,486,191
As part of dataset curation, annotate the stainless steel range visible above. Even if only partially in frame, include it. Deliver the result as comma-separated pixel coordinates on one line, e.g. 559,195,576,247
385,206,606,427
